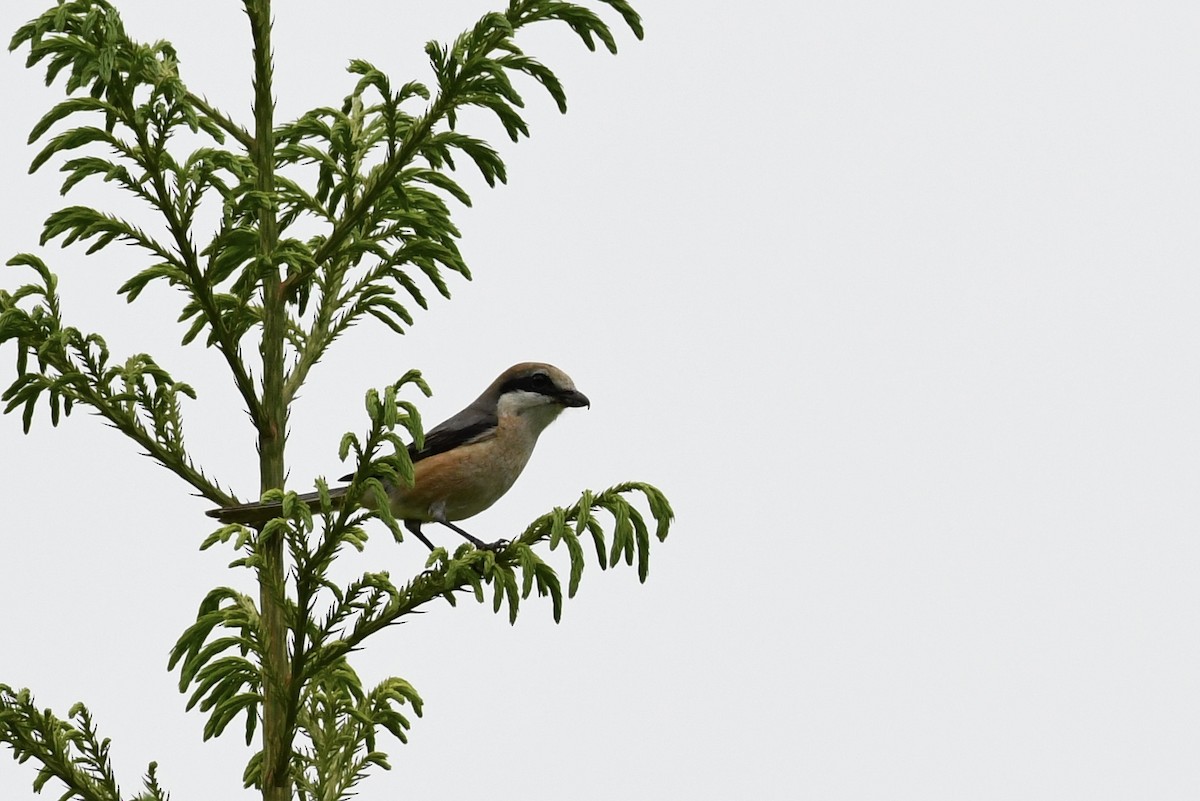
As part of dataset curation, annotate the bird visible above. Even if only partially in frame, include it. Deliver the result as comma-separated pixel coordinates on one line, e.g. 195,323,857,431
207,362,590,550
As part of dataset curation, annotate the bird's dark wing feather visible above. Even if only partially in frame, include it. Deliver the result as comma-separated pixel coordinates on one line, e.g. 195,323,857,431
412,408,497,460
338,404,497,481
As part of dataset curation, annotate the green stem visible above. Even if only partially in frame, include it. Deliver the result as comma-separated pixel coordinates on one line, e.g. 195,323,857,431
184,89,256,151
42,348,231,504
128,97,263,426
245,1,292,799
281,102,444,299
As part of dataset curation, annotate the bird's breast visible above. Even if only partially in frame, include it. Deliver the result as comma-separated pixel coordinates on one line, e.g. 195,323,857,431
388,417,539,522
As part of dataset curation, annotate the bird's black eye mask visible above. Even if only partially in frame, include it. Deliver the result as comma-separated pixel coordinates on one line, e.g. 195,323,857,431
502,372,555,395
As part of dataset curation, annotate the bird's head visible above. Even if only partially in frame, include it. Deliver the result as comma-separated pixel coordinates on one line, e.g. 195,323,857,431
490,362,590,431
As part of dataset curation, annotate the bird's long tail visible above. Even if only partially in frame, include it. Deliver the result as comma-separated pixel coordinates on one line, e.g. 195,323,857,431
206,485,352,524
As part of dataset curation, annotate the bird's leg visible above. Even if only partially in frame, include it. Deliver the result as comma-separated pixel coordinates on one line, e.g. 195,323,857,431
438,520,487,548
438,520,508,552
404,519,437,552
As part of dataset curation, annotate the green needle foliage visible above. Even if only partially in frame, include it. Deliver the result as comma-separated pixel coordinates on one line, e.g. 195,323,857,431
0,2,673,800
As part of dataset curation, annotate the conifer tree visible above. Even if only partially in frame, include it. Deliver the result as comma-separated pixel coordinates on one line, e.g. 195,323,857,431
0,2,673,798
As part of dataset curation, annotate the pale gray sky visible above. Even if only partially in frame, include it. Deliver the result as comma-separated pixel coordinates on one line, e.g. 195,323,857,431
2,1,1198,799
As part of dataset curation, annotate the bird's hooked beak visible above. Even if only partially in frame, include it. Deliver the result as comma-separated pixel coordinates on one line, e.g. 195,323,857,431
558,388,590,409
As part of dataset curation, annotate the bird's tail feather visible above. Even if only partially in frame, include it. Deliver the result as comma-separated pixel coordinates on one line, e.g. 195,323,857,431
207,485,351,524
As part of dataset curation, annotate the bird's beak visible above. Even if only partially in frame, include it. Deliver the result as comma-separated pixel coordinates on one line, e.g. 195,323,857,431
559,389,591,409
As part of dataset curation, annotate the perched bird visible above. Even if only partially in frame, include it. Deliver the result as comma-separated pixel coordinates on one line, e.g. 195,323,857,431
207,362,590,550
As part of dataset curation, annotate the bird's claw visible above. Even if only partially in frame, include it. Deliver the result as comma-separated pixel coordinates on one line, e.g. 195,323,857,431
481,538,510,552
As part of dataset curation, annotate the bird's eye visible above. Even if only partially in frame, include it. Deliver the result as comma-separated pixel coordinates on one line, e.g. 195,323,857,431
529,373,552,390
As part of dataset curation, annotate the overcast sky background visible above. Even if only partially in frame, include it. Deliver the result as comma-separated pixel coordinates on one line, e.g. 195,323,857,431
1,1,1198,799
